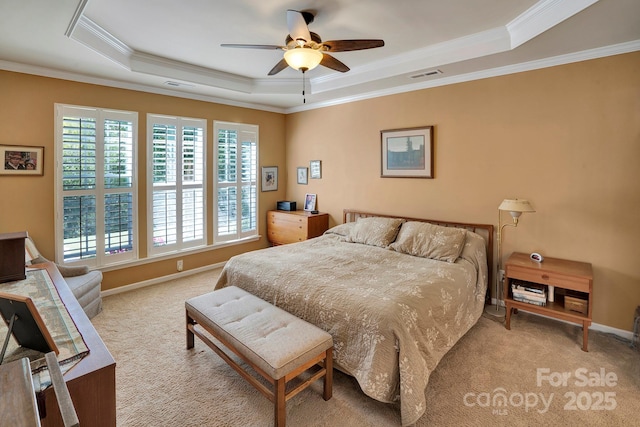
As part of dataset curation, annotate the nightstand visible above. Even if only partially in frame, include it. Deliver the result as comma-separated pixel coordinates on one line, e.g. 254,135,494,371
267,210,329,245
504,252,593,351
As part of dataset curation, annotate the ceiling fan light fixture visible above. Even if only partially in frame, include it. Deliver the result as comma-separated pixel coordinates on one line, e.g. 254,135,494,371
284,47,323,71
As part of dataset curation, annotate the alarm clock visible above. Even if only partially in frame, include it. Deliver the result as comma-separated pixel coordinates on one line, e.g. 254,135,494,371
530,252,544,263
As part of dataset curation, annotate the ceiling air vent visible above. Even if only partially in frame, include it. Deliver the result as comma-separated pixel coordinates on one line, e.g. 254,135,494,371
164,81,195,88
410,69,443,79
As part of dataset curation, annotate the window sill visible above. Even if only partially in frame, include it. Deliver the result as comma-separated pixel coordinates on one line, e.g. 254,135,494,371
99,235,262,273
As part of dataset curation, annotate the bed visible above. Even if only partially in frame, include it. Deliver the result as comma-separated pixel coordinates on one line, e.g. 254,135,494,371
215,209,493,426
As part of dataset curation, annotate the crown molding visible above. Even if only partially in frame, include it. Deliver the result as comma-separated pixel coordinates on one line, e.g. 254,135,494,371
4,0,636,114
287,40,640,113
310,27,510,94
2,40,636,116
311,0,598,94
69,14,132,70
63,0,598,99
129,51,252,93
65,0,90,38
507,0,599,48
0,60,287,114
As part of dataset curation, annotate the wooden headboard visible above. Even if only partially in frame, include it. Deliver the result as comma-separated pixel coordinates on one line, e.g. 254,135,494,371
343,209,494,296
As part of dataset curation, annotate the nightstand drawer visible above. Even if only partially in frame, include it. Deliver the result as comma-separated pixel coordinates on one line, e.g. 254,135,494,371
506,265,591,293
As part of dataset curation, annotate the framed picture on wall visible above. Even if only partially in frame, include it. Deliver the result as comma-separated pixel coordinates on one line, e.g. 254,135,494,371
297,167,308,185
1,145,44,176
381,126,434,178
310,160,322,179
261,166,278,192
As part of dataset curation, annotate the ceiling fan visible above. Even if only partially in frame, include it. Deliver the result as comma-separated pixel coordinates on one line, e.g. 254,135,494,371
221,9,385,76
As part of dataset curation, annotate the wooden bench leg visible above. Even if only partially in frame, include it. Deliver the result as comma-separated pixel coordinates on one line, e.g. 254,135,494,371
186,310,195,350
275,377,286,427
323,348,333,401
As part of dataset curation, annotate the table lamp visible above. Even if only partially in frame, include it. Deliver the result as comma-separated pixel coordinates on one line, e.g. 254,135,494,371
485,198,535,317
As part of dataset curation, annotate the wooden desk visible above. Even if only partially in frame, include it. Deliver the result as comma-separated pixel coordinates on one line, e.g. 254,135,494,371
35,263,116,427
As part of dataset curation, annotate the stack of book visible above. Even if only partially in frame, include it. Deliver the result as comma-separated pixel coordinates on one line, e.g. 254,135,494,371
511,281,547,306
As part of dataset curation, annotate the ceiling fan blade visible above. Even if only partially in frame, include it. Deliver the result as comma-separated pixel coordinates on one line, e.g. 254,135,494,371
320,54,350,73
268,58,289,76
221,44,284,50
287,10,312,44
322,39,385,52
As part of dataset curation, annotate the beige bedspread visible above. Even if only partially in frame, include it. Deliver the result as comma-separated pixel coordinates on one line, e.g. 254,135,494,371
214,232,488,425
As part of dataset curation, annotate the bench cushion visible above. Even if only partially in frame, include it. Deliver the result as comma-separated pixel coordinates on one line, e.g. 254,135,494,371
186,286,332,380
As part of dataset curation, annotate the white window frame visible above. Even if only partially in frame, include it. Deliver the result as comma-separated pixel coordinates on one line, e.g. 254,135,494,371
147,114,207,256
213,121,259,244
54,104,139,268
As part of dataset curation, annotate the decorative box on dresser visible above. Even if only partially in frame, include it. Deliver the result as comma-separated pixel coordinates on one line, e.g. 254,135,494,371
504,252,593,351
267,210,329,245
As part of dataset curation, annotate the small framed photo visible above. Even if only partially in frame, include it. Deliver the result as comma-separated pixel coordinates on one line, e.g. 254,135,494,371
297,167,308,185
310,160,322,179
381,126,434,178
1,145,44,176
304,193,317,211
261,166,278,192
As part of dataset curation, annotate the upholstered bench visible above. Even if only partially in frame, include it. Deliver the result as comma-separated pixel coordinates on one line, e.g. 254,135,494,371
185,286,333,427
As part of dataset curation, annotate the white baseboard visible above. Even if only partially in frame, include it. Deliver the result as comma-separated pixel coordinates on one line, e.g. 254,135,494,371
100,262,226,297
487,298,634,341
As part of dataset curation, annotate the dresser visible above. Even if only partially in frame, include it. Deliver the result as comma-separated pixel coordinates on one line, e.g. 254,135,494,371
504,252,593,351
267,210,329,245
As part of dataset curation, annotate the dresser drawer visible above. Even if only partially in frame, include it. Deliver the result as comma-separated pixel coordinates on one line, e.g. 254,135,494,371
268,211,308,228
268,218,306,244
506,265,591,293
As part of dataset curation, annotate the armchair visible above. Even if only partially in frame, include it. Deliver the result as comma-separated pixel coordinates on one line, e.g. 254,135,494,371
24,237,103,319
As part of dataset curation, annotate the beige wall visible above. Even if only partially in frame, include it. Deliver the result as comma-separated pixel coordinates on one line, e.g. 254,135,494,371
1,52,638,331
0,71,286,290
285,52,640,332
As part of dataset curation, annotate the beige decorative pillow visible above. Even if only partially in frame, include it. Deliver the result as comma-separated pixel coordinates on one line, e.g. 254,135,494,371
347,217,405,247
389,221,467,262
324,222,355,237
459,230,487,269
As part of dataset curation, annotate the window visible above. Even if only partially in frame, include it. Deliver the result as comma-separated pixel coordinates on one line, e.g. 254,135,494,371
55,105,138,267
214,121,258,243
148,115,206,255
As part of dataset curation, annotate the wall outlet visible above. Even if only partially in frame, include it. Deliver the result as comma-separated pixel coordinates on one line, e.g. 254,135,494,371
498,269,505,283
177,260,183,272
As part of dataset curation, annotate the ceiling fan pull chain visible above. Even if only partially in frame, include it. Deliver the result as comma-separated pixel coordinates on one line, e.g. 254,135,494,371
302,68,307,103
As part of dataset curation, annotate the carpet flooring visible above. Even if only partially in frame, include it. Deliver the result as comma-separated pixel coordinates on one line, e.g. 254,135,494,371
91,268,639,426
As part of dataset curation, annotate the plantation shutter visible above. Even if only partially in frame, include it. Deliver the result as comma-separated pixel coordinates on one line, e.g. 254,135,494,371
214,122,258,243
148,115,206,255
56,105,137,267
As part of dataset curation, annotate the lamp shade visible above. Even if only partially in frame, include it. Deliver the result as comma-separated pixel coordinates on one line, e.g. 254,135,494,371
498,199,535,213
284,48,323,71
